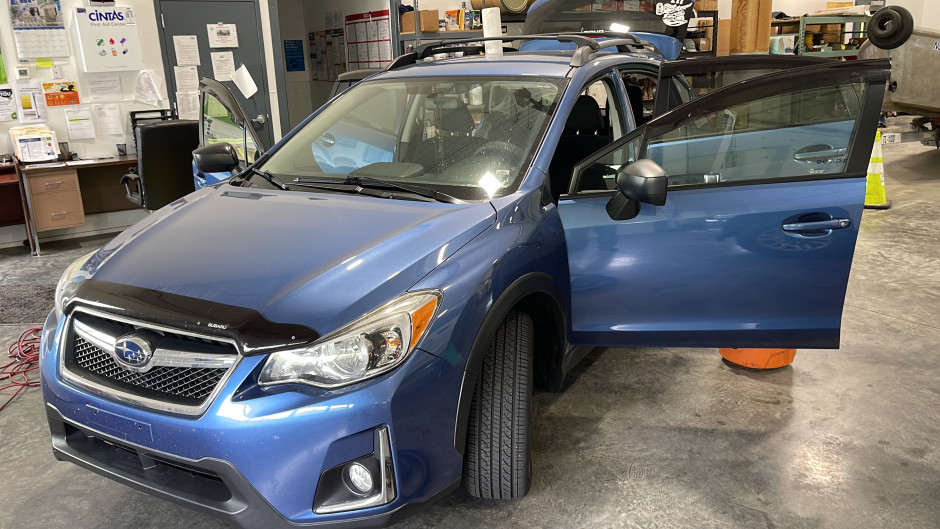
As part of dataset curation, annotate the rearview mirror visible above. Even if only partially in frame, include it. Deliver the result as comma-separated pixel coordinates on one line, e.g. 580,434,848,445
606,159,668,221
192,143,240,174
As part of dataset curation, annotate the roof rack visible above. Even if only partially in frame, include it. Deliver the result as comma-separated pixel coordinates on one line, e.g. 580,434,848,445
386,31,652,71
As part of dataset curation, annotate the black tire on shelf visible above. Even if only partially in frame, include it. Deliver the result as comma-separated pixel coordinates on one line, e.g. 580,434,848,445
464,309,533,500
867,6,915,50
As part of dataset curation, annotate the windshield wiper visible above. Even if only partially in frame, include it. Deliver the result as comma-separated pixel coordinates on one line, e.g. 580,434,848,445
249,167,289,190
293,175,460,204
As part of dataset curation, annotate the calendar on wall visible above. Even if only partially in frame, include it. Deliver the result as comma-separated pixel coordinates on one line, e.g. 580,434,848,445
9,0,70,60
344,10,393,71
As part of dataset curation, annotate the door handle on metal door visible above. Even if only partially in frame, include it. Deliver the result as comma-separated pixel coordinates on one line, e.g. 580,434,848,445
251,114,267,126
793,144,846,163
782,218,852,232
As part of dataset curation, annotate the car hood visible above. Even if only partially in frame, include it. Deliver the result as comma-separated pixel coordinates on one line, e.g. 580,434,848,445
88,185,495,335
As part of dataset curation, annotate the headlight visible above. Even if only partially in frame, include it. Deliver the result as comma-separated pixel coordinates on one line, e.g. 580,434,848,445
259,290,442,388
54,251,97,314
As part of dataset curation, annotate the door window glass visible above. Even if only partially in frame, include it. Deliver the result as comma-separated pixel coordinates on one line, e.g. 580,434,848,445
647,81,868,187
571,133,643,193
203,92,255,166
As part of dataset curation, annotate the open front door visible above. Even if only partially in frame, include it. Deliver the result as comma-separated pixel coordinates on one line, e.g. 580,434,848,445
194,78,266,188
558,59,890,349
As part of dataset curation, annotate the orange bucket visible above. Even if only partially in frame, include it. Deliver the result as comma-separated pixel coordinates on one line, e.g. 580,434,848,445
719,348,796,369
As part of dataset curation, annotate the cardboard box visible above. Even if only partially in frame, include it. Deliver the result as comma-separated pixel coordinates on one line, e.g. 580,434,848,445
717,18,731,56
694,0,718,11
728,0,772,54
401,10,439,33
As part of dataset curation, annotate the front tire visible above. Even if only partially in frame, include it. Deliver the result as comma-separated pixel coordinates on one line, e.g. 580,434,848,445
464,310,533,499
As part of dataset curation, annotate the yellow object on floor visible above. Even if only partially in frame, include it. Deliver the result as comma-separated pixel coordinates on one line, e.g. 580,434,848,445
719,348,796,369
865,129,892,209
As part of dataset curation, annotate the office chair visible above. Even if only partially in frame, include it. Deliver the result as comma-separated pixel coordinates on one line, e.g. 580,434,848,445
120,120,199,211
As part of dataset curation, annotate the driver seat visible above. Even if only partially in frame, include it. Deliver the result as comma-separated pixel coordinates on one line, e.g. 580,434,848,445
412,99,483,171
548,95,610,201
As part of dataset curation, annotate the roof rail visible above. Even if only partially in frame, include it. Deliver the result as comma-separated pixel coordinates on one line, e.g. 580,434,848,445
386,32,651,71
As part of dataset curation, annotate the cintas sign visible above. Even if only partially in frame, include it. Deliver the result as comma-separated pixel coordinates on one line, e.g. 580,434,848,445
88,10,125,22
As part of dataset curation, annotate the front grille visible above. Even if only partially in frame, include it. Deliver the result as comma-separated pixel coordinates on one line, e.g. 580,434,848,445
61,308,240,414
73,336,227,403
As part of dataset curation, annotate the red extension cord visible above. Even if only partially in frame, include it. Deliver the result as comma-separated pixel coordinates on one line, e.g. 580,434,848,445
1,327,42,413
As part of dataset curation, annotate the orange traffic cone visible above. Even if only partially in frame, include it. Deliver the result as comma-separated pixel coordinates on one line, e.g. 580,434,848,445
865,130,891,209
719,348,796,369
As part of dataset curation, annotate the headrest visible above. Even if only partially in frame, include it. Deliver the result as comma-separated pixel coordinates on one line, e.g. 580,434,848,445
564,95,603,134
439,101,475,133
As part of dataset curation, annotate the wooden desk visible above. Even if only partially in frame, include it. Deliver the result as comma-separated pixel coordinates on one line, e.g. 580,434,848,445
0,162,26,229
16,156,138,255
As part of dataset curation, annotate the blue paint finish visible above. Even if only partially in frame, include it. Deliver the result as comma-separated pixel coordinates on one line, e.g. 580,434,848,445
559,177,866,347
41,327,466,523
518,33,679,61
90,188,494,336
40,47,885,528
413,184,570,372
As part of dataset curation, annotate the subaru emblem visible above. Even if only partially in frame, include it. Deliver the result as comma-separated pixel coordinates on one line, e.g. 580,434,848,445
113,334,154,371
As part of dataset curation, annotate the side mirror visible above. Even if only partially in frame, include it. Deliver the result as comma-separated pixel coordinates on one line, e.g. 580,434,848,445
192,143,240,174
606,159,668,221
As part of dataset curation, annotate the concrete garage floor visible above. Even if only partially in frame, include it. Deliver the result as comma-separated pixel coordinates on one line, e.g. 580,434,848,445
1,132,938,528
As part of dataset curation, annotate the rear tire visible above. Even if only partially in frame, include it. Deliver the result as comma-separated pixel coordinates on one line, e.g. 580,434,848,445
464,310,533,499
868,6,914,50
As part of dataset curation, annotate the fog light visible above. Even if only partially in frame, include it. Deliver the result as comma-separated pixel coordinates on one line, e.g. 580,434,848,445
346,462,374,494
313,426,396,514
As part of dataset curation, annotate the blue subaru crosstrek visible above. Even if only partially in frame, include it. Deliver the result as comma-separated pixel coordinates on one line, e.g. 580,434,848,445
41,26,888,528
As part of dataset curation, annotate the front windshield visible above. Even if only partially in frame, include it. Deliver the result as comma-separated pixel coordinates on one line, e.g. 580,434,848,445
259,76,565,202
524,0,693,37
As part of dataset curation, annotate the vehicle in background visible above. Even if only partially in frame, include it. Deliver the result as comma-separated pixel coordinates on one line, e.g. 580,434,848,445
330,68,382,98
193,78,264,189
193,70,382,190
521,0,694,59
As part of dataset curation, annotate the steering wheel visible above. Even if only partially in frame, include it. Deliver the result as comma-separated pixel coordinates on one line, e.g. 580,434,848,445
473,141,524,163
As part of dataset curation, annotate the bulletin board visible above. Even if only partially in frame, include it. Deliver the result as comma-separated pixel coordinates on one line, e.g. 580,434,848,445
9,0,70,60
71,7,143,72
344,10,392,71
308,29,346,82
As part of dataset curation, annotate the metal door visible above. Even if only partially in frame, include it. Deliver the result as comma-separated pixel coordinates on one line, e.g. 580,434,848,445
559,60,890,349
155,0,273,147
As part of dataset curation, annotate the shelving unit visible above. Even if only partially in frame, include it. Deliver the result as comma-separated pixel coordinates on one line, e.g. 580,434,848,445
682,9,718,58
396,0,525,54
772,15,869,58
400,30,483,43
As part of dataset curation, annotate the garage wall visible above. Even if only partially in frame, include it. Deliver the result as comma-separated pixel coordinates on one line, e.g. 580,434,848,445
0,0,167,248
277,0,314,131
0,0,168,157
304,0,391,115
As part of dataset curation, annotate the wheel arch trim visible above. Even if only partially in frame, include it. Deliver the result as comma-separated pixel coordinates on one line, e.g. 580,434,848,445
452,271,565,453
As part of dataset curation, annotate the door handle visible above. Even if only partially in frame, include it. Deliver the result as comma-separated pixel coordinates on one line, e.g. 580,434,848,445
793,144,846,163
251,114,267,126
782,218,852,232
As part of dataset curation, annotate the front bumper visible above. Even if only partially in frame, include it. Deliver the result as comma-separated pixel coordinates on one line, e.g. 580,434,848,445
40,310,465,528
